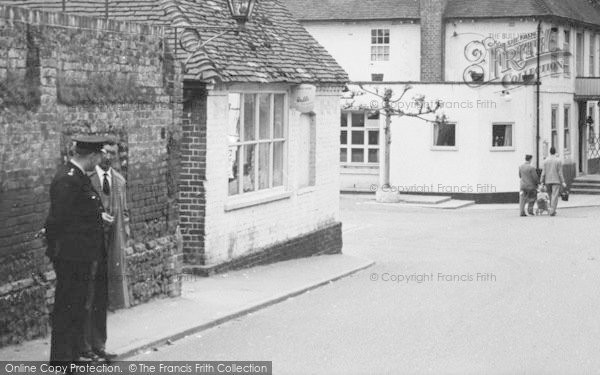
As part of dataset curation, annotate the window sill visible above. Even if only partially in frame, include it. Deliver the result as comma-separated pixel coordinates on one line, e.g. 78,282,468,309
430,146,458,151
225,189,292,212
341,163,379,168
297,185,317,196
490,147,515,152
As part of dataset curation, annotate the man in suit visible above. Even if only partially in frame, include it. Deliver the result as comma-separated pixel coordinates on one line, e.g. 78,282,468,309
45,135,113,365
541,147,567,216
519,154,539,216
83,142,129,361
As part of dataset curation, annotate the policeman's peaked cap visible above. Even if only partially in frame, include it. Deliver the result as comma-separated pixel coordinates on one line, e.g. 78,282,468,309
72,135,112,152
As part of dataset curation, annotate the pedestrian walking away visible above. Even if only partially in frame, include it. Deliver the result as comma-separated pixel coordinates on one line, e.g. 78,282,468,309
44,135,114,366
518,154,539,216
540,147,567,216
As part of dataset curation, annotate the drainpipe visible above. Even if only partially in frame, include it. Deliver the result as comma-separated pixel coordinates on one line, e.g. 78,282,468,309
536,20,542,174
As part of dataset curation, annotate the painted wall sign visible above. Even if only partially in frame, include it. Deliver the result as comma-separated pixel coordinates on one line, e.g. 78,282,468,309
291,84,316,113
462,28,572,87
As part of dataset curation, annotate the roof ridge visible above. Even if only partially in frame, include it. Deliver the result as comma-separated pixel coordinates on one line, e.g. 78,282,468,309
534,0,554,16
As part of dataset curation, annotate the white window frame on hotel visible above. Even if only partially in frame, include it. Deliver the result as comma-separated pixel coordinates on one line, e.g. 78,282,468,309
550,26,559,76
490,122,515,151
564,104,571,151
563,29,571,77
340,111,380,165
590,34,596,76
227,92,288,197
551,105,558,149
431,121,457,150
371,29,390,61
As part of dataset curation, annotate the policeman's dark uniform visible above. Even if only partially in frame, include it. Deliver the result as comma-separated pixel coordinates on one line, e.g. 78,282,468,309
45,137,108,363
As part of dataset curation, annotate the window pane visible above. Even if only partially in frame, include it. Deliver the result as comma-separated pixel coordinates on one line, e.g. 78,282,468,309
273,141,284,187
367,110,380,120
368,149,379,163
551,108,557,129
341,112,348,127
259,94,271,140
259,143,270,189
434,123,456,146
564,130,570,149
351,131,364,145
351,112,364,127
228,94,241,143
228,145,240,195
368,131,379,145
274,94,285,138
243,94,256,141
341,130,347,145
492,124,512,147
351,148,364,162
340,148,347,162
243,144,256,192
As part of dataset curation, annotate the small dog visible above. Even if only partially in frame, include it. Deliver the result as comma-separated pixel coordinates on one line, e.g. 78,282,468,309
535,185,550,215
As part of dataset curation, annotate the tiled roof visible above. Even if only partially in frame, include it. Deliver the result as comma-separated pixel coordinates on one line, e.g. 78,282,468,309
282,0,600,26
168,0,348,83
0,0,348,84
445,0,600,25
280,0,420,21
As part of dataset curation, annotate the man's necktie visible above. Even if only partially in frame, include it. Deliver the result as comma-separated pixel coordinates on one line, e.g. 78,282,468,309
103,172,110,195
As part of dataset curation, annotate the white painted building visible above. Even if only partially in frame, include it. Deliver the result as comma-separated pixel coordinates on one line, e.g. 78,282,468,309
284,0,600,202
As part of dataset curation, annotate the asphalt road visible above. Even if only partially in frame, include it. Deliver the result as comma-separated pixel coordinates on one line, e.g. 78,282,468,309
132,196,600,374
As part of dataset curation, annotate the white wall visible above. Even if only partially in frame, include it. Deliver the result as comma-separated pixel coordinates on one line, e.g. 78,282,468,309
383,83,536,193
445,20,578,89
301,20,421,81
203,83,341,265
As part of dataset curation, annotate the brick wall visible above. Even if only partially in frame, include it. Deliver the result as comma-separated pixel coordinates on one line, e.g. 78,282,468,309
0,5,183,347
420,0,448,82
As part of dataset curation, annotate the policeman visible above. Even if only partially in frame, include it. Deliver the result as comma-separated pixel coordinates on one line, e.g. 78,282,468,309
45,135,114,365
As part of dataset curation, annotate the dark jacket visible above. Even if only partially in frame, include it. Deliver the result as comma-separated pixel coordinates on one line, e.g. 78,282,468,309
519,162,539,190
45,161,106,261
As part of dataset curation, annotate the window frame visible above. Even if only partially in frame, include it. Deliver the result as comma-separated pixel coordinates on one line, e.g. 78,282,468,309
576,32,584,77
370,28,390,62
551,105,558,149
227,91,289,198
431,121,458,151
550,26,559,77
563,29,571,78
340,110,381,166
490,122,516,152
564,104,571,151
590,34,596,76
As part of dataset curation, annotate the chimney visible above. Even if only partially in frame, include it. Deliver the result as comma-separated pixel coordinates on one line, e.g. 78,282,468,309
419,0,448,82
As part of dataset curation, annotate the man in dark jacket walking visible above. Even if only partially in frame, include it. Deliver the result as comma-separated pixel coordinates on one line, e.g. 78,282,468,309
45,135,113,364
519,154,539,216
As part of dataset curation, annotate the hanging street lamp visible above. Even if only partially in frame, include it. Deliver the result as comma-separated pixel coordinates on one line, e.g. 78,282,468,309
227,0,257,25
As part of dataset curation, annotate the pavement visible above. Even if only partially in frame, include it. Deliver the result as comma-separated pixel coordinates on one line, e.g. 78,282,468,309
345,192,600,210
0,254,373,361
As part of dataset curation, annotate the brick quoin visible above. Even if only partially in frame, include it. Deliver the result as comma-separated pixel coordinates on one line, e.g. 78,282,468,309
179,85,208,265
420,0,449,82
